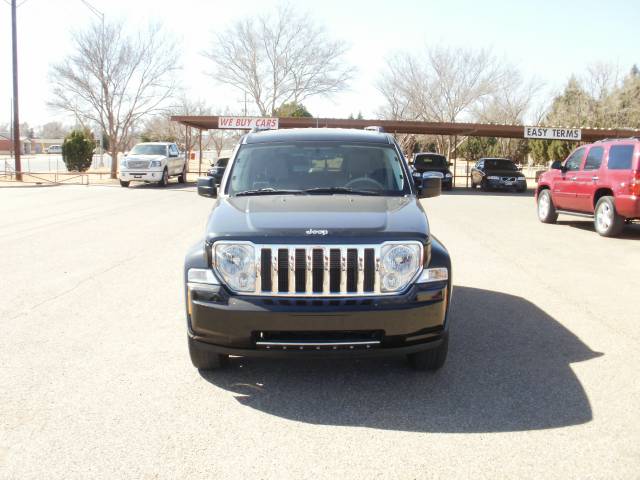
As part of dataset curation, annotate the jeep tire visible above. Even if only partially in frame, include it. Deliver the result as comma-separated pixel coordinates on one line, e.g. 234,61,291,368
407,334,448,371
188,336,227,370
594,196,625,237
119,180,130,188
537,189,558,224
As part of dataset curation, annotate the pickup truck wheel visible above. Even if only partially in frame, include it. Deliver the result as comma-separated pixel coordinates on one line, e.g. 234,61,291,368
158,168,168,187
407,334,448,371
178,165,187,184
188,336,227,370
537,189,558,224
119,180,130,188
594,196,625,237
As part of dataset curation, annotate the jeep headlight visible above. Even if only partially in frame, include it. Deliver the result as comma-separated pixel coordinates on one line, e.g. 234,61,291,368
214,243,255,292
380,243,421,292
487,175,500,180
149,160,162,168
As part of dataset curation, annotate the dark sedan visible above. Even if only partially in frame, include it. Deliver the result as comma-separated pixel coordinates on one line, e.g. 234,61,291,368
470,158,527,192
412,152,453,190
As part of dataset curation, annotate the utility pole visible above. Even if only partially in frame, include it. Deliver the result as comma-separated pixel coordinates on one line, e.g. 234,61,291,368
11,0,22,181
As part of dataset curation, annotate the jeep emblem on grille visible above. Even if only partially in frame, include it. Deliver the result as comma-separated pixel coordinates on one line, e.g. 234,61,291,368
305,229,329,235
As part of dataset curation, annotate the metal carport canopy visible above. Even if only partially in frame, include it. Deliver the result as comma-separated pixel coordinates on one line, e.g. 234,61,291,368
170,116,640,142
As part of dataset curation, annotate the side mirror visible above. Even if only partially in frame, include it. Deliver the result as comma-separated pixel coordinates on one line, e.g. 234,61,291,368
169,152,178,158
418,171,442,198
197,177,217,198
448,162,453,166
124,151,129,157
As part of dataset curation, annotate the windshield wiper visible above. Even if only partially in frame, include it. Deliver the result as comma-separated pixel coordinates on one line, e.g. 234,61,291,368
235,188,304,197
303,187,382,196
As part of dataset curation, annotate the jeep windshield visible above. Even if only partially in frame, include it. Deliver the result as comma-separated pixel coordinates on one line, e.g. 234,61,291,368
415,154,447,169
484,159,517,170
129,145,167,156
227,142,409,196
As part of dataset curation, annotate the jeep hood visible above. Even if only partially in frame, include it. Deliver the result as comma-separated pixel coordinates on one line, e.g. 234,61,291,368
204,195,430,242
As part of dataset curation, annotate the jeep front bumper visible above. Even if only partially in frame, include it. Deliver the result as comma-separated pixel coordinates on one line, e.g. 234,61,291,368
186,282,449,356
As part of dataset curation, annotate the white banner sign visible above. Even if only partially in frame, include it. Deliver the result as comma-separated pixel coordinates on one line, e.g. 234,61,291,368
524,126,581,140
217,116,279,130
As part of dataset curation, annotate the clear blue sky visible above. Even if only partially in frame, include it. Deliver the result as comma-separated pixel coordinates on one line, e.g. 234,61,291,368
1,0,638,127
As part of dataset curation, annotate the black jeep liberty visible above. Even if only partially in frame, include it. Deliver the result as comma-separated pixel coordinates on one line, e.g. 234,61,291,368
184,128,452,371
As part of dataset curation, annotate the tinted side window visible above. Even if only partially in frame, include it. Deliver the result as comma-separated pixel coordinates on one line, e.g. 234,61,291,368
607,145,634,170
170,144,179,155
565,148,585,171
583,147,604,171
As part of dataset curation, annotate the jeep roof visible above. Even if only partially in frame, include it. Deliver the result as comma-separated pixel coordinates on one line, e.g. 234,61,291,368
243,128,393,145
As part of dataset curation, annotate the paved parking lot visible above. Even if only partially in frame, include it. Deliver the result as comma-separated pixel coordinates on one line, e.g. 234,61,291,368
1,184,639,479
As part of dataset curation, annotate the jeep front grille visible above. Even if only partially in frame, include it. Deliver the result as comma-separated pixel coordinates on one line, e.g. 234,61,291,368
212,242,424,297
258,246,378,296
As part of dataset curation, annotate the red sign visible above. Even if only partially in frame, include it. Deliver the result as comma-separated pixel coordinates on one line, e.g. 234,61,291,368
218,117,279,130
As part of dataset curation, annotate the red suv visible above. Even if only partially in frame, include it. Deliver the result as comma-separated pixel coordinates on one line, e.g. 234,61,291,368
536,138,640,236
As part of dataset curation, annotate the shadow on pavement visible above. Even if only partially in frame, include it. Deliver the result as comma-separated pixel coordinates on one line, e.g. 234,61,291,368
93,181,198,192
200,286,601,433
557,220,640,239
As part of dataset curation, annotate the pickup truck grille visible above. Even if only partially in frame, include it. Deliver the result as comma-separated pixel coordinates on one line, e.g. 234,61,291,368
127,160,149,169
255,245,382,296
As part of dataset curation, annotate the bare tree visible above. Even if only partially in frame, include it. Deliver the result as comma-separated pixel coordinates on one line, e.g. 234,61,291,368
203,4,354,116
143,96,212,151
37,121,69,139
49,21,180,178
378,46,514,158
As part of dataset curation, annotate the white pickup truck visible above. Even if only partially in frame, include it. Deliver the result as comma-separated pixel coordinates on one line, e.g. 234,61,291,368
119,142,187,187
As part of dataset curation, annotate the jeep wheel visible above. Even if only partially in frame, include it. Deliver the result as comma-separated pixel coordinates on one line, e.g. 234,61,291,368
407,334,448,371
594,196,625,237
119,180,130,188
537,189,557,224
188,336,227,370
158,168,169,187
178,165,187,184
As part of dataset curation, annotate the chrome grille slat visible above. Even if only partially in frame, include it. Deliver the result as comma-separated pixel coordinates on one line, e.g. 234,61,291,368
357,247,365,293
322,247,330,294
373,249,381,293
255,247,261,293
288,250,296,294
305,248,313,294
271,248,278,293
218,242,423,297
339,248,347,293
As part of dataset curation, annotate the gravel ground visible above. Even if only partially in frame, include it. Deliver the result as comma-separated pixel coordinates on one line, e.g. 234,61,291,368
1,183,639,479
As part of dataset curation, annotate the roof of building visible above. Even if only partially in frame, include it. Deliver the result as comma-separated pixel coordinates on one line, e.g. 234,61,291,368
170,116,640,142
